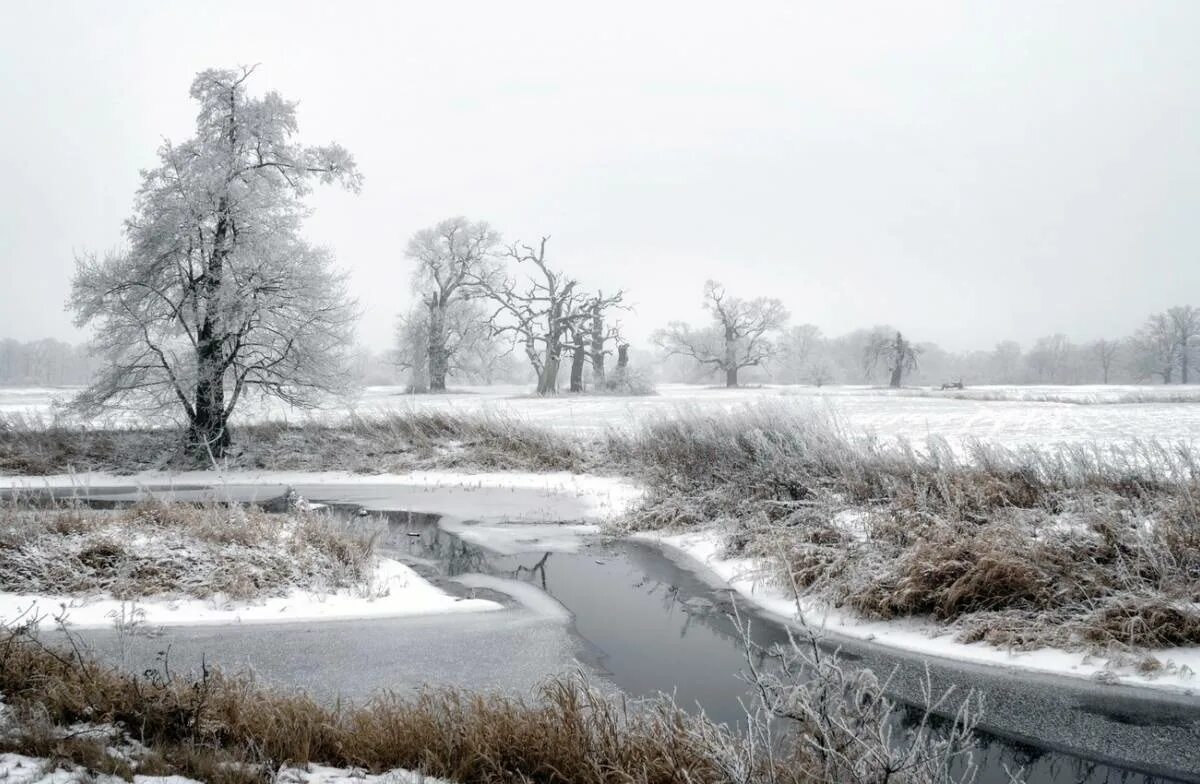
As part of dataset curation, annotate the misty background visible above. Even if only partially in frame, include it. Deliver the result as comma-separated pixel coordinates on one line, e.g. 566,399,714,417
1,1,1198,384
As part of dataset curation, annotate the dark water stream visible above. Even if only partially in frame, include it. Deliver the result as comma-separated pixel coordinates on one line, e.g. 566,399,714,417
369,508,1197,784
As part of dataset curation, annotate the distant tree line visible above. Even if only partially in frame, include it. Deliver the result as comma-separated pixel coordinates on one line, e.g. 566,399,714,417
654,283,1200,388
0,339,100,386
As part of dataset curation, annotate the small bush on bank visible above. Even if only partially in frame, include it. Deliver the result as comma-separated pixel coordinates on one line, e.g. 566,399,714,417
619,403,1200,652
0,500,378,601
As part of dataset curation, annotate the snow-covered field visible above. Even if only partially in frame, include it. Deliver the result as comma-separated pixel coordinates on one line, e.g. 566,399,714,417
6,383,1200,451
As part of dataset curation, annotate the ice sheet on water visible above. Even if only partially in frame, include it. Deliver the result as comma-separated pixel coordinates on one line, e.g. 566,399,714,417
455,573,572,621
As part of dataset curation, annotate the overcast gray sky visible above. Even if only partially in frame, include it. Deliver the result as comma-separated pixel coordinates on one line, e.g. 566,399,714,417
1,1,1197,352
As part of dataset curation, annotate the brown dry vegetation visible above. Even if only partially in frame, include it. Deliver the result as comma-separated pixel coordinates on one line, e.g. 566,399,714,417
5,403,1199,654
0,499,378,601
0,621,984,784
0,412,588,475
618,404,1200,653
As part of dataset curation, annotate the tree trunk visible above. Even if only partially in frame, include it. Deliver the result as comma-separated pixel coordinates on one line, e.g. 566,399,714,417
723,325,738,387
889,364,903,388
1183,346,1190,385
189,198,231,458
590,303,606,387
189,340,230,458
569,333,586,393
538,357,560,395
616,344,629,376
427,299,448,393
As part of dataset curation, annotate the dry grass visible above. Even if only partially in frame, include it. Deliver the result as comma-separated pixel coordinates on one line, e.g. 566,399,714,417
619,403,1200,653
0,411,591,475
0,499,378,602
6,402,1199,655
0,619,987,784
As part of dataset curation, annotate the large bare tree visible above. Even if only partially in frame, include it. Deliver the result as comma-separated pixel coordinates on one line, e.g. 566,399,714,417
654,280,788,387
70,66,360,456
480,237,623,395
864,330,921,388
405,217,500,392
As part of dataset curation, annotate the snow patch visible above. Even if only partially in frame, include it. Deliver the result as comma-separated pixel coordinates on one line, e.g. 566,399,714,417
0,558,500,628
454,573,572,621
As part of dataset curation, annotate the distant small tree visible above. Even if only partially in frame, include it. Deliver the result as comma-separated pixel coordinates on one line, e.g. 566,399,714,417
864,330,921,388
654,280,788,388
1088,338,1121,384
1026,334,1074,383
1167,305,1200,384
1132,314,1177,384
990,341,1022,384
779,324,825,384
70,66,361,456
406,217,501,392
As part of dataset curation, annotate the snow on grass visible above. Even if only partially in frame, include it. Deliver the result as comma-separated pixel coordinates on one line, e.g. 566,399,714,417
277,764,452,784
0,470,639,627
638,529,1200,696
0,557,500,629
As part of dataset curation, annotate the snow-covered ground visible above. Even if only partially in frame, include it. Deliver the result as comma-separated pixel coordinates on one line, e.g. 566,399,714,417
0,557,501,630
637,529,1200,696
6,383,1200,452
0,753,450,784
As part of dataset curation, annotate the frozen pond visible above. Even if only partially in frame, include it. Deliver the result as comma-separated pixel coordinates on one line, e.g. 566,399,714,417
13,481,1199,784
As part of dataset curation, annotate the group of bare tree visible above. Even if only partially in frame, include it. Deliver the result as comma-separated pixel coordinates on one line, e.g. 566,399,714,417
655,282,930,389
653,284,1200,388
401,218,631,395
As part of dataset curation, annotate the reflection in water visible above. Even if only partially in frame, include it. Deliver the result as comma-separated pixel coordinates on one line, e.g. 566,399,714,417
375,512,1188,784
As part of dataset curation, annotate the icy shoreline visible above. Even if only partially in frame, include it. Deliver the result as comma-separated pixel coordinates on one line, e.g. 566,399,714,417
0,557,502,629
636,528,1200,696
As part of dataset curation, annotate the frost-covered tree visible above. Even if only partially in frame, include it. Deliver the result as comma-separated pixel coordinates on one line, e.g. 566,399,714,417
864,330,921,388
405,217,501,392
70,66,361,456
1131,313,1177,384
1088,338,1121,384
654,280,788,387
1167,305,1200,384
778,324,826,384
